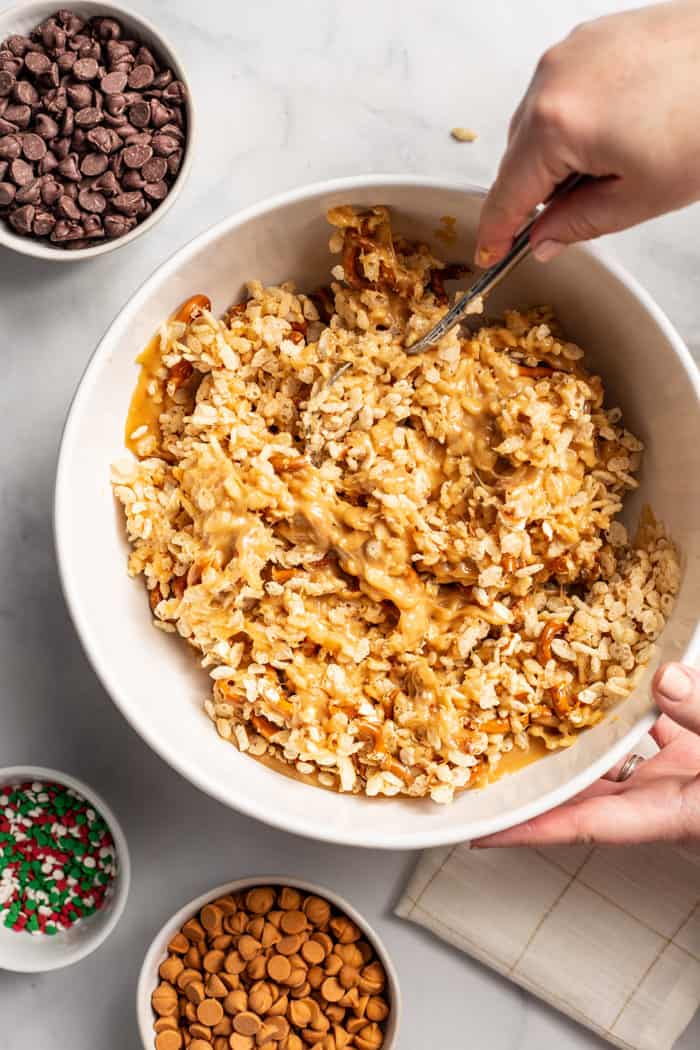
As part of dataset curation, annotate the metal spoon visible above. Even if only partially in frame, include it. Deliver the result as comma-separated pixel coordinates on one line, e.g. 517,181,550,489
405,172,584,356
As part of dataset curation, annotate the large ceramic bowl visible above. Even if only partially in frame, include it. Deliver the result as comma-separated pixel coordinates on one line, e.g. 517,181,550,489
54,175,700,849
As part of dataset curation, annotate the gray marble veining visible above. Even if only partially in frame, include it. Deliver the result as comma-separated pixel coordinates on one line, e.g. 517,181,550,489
1,1,698,1047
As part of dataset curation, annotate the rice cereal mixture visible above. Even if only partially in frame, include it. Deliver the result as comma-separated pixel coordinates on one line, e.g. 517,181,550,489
111,206,680,804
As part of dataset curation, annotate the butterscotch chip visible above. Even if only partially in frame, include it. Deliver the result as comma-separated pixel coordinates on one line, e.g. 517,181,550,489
279,910,307,935
201,904,224,932
245,887,275,915
346,1017,366,1035
451,126,477,142
356,941,373,965
211,934,233,950
213,896,237,916
228,1036,253,1050
203,949,225,973
237,934,261,960
223,989,248,1015
334,1026,353,1050
279,887,302,911
245,956,266,981
325,954,342,976
233,1012,261,1037
246,915,265,940
214,1040,229,1050
355,993,370,1018
177,968,201,991
160,955,185,983
301,940,325,966
213,1016,232,1037
330,917,361,944
261,922,281,949
155,1032,182,1050
307,966,324,989
185,946,202,969
312,933,333,957
286,1036,303,1050
224,951,246,975
289,1000,312,1028
183,918,207,943
168,932,190,954
303,897,331,928
206,974,228,998
189,1041,212,1050
219,973,240,992
339,965,358,989
366,997,389,1023
326,1004,346,1023
356,1021,384,1049
267,954,291,982
247,982,273,1015
277,934,303,956
185,980,205,1005
189,1023,212,1040
321,978,345,1003
198,998,224,1027
224,913,246,936
152,982,178,1017
154,1017,178,1035
267,992,288,1016
265,1016,290,1042
267,910,283,929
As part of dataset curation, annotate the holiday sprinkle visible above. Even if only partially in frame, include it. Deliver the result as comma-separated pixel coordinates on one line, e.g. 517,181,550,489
0,780,117,935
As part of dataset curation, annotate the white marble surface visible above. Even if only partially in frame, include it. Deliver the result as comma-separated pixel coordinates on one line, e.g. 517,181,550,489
0,1,698,1047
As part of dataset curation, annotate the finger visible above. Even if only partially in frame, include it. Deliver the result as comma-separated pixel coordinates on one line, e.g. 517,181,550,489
507,95,527,144
653,663,700,735
475,123,571,266
529,175,639,260
650,713,684,749
472,776,694,848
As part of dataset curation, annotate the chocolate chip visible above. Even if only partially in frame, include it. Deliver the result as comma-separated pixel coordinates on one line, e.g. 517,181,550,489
0,118,18,136
22,132,46,161
163,80,186,103
93,18,122,42
32,209,56,235
128,100,150,127
72,128,87,151
53,136,70,159
166,149,182,176
104,212,135,237
4,104,30,128
25,51,51,76
73,57,98,81
38,149,58,174
51,218,83,241
100,71,126,95
39,62,59,89
57,193,81,219
41,24,67,54
67,82,92,108
34,112,59,138
95,170,119,196
57,154,80,181
7,35,31,58
122,142,152,169
128,64,154,90
82,213,104,237
104,91,126,117
150,99,172,128
58,11,86,36
78,187,105,213
0,180,15,205
9,157,34,185
80,151,108,175
159,122,184,140
0,70,14,96
9,203,34,233
121,169,144,190
151,70,173,90
75,105,102,127
141,155,166,181
15,177,41,204
13,80,39,105
144,179,168,201
57,51,76,74
44,85,68,114
61,106,73,136
112,190,143,216
41,177,61,205
151,132,179,156
0,159,7,179
0,134,21,159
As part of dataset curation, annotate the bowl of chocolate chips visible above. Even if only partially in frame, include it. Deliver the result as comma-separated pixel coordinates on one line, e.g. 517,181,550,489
0,3,194,259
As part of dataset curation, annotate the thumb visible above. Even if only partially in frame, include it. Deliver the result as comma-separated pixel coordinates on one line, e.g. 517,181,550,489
652,663,700,736
529,175,634,261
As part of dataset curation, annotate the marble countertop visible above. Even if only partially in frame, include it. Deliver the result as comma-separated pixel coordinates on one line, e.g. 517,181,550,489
1,1,698,1047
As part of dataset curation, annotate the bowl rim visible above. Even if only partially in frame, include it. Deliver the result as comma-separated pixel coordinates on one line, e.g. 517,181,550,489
0,763,131,971
135,874,402,1050
0,0,195,261
54,173,700,848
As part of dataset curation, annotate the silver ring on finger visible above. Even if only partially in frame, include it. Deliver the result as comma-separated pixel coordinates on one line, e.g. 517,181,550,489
616,753,645,782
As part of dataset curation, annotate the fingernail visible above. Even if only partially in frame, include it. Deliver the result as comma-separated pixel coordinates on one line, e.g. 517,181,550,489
656,663,693,703
475,246,495,267
532,239,564,263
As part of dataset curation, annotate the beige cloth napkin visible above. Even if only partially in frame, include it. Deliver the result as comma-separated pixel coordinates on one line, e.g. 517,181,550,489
397,840,700,1049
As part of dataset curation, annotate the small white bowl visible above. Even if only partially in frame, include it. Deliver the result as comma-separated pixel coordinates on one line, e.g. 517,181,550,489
137,876,401,1050
0,764,130,972
0,1,194,261
55,175,700,849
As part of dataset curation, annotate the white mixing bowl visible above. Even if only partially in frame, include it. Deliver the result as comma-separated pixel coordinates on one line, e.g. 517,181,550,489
54,175,700,849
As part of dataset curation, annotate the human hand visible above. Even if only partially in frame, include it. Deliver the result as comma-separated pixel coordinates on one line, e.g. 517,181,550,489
473,663,700,849
475,1,700,266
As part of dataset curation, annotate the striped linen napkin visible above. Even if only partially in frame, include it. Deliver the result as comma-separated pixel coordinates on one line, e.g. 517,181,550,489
396,841,700,1049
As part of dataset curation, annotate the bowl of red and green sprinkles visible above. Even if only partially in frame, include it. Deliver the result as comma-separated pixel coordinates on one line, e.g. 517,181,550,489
0,765,129,972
